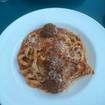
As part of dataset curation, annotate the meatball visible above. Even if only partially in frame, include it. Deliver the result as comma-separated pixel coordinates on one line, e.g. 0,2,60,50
41,23,57,37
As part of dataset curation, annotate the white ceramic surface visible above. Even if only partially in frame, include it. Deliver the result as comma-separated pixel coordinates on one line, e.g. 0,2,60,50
0,8,105,105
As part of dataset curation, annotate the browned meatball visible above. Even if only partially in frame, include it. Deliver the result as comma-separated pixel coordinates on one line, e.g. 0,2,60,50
41,23,57,37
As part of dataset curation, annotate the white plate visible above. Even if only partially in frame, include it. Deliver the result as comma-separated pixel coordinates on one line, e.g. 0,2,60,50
0,8,105,105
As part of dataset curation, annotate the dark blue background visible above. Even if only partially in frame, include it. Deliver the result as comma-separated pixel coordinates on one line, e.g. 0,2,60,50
0,0,105,34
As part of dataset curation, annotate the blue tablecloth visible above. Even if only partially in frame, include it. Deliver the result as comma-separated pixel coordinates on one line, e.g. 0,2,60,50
0,0,105,104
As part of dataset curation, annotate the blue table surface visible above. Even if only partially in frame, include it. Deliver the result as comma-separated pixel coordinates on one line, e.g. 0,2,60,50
0,0,105,104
